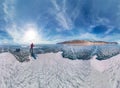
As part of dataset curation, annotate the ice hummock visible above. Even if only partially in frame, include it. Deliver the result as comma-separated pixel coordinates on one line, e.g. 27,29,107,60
0,44,120,62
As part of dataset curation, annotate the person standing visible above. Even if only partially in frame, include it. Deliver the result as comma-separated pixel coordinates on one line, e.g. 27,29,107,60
30,43,34,54
30,43,37,59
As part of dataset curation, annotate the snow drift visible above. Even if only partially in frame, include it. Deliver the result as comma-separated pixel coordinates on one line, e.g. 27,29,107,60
0,52,120,88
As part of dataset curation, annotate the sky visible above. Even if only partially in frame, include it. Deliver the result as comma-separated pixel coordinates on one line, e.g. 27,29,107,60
0,0,120,44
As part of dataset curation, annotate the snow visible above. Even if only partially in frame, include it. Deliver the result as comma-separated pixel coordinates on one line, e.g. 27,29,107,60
61,45,120,60
0,52,120,88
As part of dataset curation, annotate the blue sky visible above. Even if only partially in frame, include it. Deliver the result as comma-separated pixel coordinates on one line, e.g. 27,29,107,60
0,0,120,44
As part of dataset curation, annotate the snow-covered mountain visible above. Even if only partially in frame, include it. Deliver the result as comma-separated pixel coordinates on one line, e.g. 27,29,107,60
0,52,120,88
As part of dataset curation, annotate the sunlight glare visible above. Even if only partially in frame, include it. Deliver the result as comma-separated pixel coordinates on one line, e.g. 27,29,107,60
23,27,41,44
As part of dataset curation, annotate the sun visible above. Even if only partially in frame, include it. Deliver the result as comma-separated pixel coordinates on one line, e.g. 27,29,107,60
25,30,36,41
23,27,41,44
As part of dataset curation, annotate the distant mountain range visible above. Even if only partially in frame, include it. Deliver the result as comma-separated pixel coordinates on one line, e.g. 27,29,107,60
57,40,118,45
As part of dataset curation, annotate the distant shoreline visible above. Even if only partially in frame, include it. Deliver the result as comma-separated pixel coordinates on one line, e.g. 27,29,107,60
57,40,118,46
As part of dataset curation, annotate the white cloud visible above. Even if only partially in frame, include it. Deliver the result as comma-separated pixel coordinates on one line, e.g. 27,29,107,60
78,33,99,40
3,0,15,23
56,12,73,30
51,0,60,11
97,17,110,25
2,0,46,44
105,26,113,34
6,23,45,44
75,32,120,43
0,39,10,45
51,0,73,30
70,0,81,22
62,0,66,13
6,24,23,44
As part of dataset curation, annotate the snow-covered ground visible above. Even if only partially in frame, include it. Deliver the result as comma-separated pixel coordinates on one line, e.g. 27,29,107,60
0,52,120,88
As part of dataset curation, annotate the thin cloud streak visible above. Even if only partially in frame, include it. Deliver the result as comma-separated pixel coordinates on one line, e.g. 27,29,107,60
51,0,73,30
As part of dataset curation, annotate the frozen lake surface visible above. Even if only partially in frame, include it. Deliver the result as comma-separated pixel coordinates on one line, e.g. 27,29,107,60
0,52,120,88
0,44,120,62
